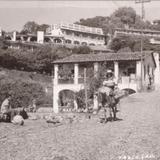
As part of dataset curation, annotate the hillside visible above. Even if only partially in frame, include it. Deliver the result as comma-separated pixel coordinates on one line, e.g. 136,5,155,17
0,67,52,86
0,68,53,108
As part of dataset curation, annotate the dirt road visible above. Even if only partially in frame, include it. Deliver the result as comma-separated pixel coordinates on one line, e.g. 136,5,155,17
0,91,160,160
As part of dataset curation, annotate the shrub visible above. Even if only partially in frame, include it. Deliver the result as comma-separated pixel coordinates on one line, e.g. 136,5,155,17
0,77,46,108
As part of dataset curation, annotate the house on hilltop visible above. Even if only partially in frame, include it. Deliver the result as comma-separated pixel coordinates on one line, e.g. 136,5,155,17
46,23,105,46
3,23,108,53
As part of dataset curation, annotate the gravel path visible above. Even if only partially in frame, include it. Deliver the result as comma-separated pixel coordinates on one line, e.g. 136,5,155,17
0,91,160,160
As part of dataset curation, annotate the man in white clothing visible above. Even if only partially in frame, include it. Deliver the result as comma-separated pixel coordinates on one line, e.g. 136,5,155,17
1,94,12,114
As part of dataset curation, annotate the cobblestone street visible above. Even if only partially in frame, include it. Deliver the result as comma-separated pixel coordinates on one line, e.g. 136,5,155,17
0,90,160,160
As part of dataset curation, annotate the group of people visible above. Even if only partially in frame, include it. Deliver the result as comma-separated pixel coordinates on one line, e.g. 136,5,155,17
0,94,36,125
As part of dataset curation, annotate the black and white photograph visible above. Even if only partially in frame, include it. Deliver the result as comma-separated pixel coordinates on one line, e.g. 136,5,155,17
0,0,159,159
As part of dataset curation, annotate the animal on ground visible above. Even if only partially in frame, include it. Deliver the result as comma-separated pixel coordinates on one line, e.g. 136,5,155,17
97,87,120,123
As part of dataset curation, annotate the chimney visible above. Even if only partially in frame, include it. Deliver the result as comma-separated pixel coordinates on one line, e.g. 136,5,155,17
0,28,2,36
13,31,16,41
37,31,44,44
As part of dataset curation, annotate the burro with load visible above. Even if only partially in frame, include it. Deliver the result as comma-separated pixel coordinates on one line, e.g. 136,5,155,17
97,71,123,123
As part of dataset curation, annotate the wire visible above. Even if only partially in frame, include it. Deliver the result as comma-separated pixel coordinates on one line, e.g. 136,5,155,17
112,1,120,8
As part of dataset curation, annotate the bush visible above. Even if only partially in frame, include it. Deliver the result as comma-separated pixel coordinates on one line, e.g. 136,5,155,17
0,77,46,108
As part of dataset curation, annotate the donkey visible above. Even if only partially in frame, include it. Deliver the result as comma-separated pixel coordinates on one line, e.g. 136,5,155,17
97,87,119,123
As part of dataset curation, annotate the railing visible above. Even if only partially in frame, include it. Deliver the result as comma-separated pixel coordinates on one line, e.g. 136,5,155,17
56,77,93,85
57,75,140,86
118,76,138,84
49,23,104,35
115,30,160,38
58,78,74,84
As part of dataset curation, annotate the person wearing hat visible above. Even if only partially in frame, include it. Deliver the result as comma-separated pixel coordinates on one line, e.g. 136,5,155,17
0,93,12,122
1,94,12,114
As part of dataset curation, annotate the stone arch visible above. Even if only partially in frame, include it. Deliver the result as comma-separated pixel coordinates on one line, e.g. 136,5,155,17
30,36,37,42
54,38,62,44
65,39,72,44
122,88,136,95
81,42,87,46
16,37,21,41
23,36,28,41
89,43,95,46
53,84,84,113
58,89,77,112
5,36,11,40
74,41,80,45
44,37,51,43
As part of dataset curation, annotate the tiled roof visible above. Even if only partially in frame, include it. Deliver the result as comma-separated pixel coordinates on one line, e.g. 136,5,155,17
53,51,153,64
115,28,160,34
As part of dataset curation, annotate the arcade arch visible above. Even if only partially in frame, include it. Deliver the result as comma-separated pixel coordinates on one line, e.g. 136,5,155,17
74,41,80,45
30,36,37,42
81,42,87,46
54,38,63,44
65,39,72,44
89,43,95,46
44,37,51,43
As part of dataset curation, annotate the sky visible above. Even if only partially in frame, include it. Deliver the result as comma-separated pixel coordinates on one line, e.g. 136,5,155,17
0,1,160,31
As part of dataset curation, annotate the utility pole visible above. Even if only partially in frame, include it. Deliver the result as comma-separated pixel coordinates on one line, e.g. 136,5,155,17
84,68,88,110
135,0,150,91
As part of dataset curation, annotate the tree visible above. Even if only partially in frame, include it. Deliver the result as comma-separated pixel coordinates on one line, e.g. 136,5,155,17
72,46,91,54
110,35,152,52
110,35,136,52
0,77,46,108
151,20,160,31
76,16,107,28
37,24,50,33
75,16,111,35
21,21,39,34
0,36,7,49
110,7,137,28
75,63,107,109
21,21,50,34
76,7,152,35
32,45,71,74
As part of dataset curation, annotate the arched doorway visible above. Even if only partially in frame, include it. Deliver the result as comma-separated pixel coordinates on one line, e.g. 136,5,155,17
89,43,95,46
22,36,28,41
5,36,11,40
74,41,80,45
16,37,21,41
54,38,62,44
58,89,76,112
122,88,136,95
44,37,51,43
81,42,87,46
65,39,72,44
30,36,37,42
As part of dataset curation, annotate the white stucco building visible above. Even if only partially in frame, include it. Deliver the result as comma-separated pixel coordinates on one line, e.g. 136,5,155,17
46,23,105,46
52,51,160,113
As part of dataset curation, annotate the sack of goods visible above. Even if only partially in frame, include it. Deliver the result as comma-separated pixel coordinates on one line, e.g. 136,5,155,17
103,80,115,87
99,86,113,96
12,115,24,125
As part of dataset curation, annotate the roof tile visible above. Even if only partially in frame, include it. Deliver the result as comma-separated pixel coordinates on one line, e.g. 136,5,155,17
53,51,153,64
